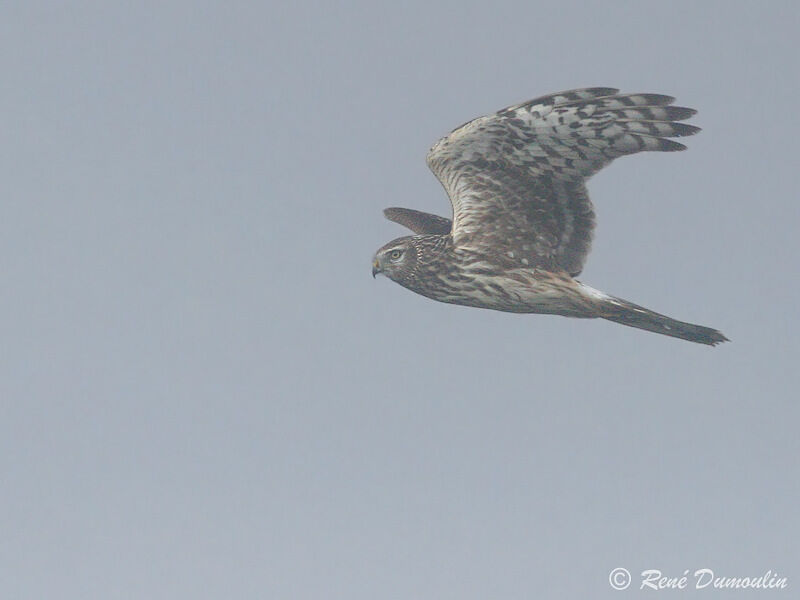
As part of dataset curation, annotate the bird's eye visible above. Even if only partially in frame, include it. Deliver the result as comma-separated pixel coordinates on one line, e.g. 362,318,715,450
389,249,403,261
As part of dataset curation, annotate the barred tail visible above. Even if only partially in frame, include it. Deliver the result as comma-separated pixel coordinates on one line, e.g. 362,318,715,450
601,297,728,346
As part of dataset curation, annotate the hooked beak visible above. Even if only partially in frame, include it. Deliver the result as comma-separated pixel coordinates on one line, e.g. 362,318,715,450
372,257,381,278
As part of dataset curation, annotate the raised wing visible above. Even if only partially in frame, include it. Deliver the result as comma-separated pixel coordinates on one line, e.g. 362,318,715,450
383,207,452,235
426,87,699,275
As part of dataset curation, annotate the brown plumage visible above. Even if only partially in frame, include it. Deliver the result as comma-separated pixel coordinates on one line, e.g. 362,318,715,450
372,87,728,346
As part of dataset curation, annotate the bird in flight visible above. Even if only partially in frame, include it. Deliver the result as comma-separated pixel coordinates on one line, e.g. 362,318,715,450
371,87,728,345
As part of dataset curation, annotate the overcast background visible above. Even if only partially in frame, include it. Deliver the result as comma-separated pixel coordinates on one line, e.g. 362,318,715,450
1,2,798,599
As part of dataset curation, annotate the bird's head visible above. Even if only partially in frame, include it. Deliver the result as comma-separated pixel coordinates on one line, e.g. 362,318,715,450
372,236,418,283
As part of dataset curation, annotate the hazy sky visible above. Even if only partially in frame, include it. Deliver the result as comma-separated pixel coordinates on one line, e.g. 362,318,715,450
1,2,798,598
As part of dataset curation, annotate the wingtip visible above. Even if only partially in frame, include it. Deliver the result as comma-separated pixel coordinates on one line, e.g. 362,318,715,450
672,123,702,137
661,139,688,152
642,93,676,105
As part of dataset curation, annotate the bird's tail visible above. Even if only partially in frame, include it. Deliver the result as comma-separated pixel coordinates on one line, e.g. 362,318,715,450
599,296,728,346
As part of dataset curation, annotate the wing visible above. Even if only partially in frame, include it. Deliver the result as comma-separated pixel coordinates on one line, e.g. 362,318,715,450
426,87,699,275
383,207,452,235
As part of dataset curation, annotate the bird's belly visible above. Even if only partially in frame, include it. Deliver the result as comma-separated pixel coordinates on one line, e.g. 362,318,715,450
416,270,595,317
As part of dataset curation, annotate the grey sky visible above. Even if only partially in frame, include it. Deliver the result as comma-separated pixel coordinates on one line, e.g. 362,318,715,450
1,1,798,598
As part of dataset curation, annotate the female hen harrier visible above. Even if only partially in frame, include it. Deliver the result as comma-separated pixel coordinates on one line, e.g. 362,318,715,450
372,87,727,345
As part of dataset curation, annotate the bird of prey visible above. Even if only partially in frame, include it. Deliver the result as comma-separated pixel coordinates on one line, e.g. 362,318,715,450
371,87,727,345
